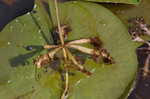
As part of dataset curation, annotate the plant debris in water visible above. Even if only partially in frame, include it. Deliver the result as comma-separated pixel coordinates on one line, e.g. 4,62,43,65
34,34,115,71
34,26,115,98
34,25,115,77
26,0,118,98
129,17,150,78
129,17,150,46
33,1,115,98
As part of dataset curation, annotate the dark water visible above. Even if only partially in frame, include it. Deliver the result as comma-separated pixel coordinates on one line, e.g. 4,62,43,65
0,0,34,31
0,0,149,99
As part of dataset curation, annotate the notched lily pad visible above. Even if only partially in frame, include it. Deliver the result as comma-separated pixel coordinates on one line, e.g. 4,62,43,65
0,1,137,99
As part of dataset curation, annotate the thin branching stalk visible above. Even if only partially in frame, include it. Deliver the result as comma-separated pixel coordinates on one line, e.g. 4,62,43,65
66,49,92,75
66,49,84,70
67,38,91,45
61,70,69,99
54,0,69,98
68,45,93,55
48,47,61,58
54,0,64,45
54,0,67,59
44,45,59,49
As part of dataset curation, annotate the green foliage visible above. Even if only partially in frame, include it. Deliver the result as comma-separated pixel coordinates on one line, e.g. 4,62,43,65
0,1,138,99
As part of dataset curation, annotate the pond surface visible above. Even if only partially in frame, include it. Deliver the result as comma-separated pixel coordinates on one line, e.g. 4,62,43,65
0,0,150,99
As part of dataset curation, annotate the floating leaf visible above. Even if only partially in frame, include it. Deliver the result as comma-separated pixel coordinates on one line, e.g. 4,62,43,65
0,1,137,99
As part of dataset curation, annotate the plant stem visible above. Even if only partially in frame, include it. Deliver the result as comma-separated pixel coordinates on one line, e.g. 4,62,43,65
54,0,64,45
61,70,69,99
66,49,84,70
54,0,68,99
54,0,67,59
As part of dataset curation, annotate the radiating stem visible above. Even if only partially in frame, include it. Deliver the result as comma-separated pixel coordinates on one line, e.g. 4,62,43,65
66,49,84,70
48,47,61,58
67,38,91,45
44,45,59,49
68,45,93,55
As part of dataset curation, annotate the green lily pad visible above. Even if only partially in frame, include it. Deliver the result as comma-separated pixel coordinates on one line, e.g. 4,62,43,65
0,1,137,99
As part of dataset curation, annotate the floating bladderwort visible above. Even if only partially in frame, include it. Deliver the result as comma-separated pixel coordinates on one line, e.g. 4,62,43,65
34,26,115,98
34,1,115,98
